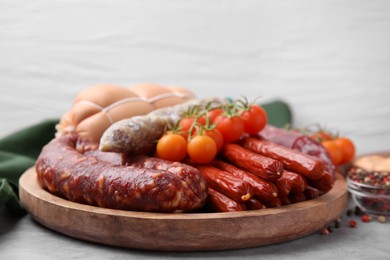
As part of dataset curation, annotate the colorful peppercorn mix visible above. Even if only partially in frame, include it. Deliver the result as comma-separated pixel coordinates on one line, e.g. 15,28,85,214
348,167,390,216
348,167,390,192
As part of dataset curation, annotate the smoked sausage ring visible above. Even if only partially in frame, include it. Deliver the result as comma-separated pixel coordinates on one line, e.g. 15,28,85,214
35,134,208,213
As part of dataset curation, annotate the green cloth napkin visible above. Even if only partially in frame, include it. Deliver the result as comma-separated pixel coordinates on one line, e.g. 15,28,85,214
261,100,292,129
0,119,58,214
0,100,291,215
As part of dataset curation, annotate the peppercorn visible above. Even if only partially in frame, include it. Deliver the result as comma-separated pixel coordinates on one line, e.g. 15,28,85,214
378,216,386,223
364,176,371,184
361,215,371,223
334,218,342,228
349,220,357,228
346,209,354,217
327,226,333,233
321,228,330,235
354,206,362,216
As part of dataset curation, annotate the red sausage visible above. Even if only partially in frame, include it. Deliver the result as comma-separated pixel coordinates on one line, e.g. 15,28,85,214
207,188,247,212
282,170,308,193
278,194,291,206
308,172,334,192
264,196,282,208
289,192,306,204
274,175,292,197
303,186,321,200
259,125,335,176
35,134,207,213
196,165,253,202
212,159,278,203
245,198,266,210
241,137,325,180
221,143,284,181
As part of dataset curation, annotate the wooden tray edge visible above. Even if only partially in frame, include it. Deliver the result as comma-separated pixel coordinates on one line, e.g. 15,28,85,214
19,167,348,251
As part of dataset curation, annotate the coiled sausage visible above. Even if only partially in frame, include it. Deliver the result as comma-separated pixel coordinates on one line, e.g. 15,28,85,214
35,134,208,213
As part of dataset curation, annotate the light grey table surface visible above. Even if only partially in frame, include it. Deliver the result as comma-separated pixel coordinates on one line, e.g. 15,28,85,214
1,198,389,260
1,1,390,258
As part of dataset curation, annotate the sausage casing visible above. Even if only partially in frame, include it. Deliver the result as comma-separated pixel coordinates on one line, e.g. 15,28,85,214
125,156,208,204
241,137,325,180
221,143,284,181
35,134,207,212
207,188,247,212
245,198,266,210
196,165,253,202
212,159,278,203
259,125,335,176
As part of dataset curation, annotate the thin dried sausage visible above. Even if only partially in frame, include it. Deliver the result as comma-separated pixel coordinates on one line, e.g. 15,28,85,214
207,187,247,212
259,125,335,176
212,159,278,203
241,137,325,180
196,165,253,202
245,198,266,210
221,143,284,181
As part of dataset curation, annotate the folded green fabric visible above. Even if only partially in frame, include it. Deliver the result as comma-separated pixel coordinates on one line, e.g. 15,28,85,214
0,119,58,214
261,100,292,129
0,100,292,215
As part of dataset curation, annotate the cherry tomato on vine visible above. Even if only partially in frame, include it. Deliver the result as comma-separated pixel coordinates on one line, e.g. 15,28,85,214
179,117,205,132
178,116,206,139
193,128,224,152
310,131,333,142
334,137,356,164
240,105,268,135
322,140,343,166
214,115,245,143
187,135,217,164
207,108,224,123
156,134,187,162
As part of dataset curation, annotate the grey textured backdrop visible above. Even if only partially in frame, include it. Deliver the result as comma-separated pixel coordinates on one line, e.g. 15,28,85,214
1,1,390,259
1,0,390,155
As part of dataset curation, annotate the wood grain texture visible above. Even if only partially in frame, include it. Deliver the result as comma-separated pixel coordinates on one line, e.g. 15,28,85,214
19,167,348,251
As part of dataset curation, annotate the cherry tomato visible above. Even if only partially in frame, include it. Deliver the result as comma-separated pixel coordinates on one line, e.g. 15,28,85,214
207,108,224,123
203,128,224,152
179,116,206,136
192,127,224,152
156,134,187,162
178,117,195,133
240,105,268,135
187,135,217,164
214,115,245,143
334,137,356,164
310,131,333,142
322,140,343,166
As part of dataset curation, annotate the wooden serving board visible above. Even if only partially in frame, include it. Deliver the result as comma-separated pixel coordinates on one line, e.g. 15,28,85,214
19,167,348,251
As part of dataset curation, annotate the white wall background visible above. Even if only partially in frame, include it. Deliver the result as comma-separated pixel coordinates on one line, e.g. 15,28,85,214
1,0,390,155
